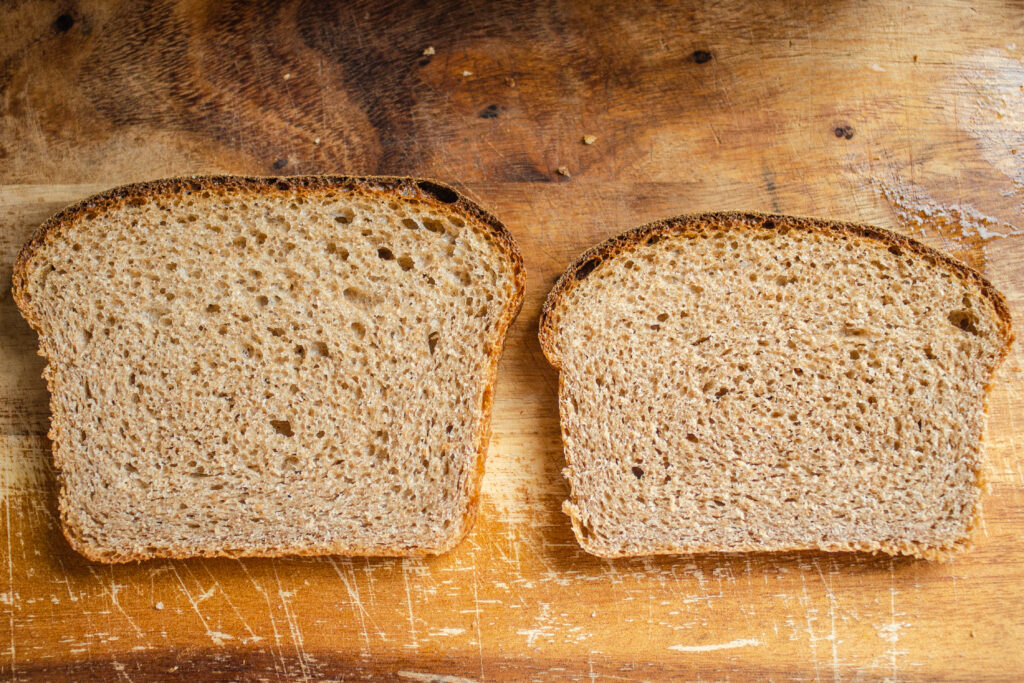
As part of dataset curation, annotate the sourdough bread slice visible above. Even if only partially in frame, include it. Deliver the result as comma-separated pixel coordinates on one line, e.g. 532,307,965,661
539,212,1012,559
13,176,524,562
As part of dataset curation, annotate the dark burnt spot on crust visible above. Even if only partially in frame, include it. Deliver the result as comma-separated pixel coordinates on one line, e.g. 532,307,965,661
575,258,600,281
415,180,458,204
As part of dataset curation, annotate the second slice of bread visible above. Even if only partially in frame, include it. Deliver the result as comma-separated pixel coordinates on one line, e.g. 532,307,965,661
539,213,1012,559
14,176,525,562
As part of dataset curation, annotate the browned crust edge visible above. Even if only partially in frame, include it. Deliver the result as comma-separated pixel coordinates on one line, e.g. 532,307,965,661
12,175,526,564
538,211,1014,561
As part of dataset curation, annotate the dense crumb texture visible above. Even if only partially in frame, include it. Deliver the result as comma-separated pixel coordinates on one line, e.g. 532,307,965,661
13,176,524,562
539,213,1012,560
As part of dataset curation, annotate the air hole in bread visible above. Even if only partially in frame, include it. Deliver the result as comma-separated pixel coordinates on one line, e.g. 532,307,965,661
271,420,294,437
326,242,349,260
575,258,599,281
423,218,445,234
416,181,458,204
343,287,370,307
948,309,980,336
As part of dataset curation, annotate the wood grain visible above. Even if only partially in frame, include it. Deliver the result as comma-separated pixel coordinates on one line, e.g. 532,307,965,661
2,0,1024,679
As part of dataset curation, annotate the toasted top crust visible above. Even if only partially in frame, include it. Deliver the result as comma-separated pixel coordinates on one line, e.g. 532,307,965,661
539,211,1013,368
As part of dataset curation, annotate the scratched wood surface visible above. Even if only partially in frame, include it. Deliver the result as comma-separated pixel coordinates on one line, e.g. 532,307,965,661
2,1,1024,680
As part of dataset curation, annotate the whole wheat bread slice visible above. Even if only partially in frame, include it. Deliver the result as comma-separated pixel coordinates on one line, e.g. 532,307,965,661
539,212,1012,560
13,176,524,562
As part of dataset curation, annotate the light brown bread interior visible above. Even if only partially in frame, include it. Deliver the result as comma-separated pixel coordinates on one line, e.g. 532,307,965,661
539,213,1012,560
13,176,524,562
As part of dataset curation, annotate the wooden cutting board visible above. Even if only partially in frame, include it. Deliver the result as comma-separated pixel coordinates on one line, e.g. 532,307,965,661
2,1,1024,679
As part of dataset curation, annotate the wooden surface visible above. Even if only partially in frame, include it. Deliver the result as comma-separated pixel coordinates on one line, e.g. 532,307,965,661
2,0,1024,679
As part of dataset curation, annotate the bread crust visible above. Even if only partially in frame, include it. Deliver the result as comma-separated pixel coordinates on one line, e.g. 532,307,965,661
539,212,1013,560
13,175,525,563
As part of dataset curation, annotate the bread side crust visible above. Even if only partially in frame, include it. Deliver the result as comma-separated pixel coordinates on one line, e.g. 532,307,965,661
13,175,525,563
539,212,1013,560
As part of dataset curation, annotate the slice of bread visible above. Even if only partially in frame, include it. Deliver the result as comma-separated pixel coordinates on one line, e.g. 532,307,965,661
539,213,1012,560
13,176,524,562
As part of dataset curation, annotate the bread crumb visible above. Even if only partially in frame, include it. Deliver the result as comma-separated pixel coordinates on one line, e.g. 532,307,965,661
557,166,572,178
582,135,597,145
155,601,164,610
313,138,321,145
283,73,292,81
505,77,516,88
462,70,473,77
423,46,435,56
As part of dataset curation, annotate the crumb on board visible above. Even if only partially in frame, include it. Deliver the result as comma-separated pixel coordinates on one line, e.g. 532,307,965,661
155,601,164,610
423,46,435,56
505,77,516,88
557,166,572,177
314,138,321,145
283,73,292,81
582,135,597,145
462,70,473,77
